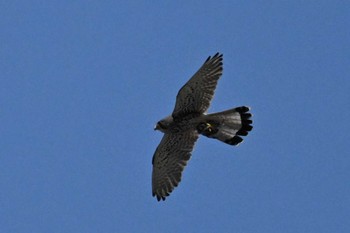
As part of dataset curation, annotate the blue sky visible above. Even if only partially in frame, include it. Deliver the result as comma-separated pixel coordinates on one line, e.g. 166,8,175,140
1,1,349,232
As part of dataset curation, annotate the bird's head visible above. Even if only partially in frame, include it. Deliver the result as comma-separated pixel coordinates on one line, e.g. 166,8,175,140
154,115,173,133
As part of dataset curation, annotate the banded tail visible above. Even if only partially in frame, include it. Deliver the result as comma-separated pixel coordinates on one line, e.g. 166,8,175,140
197,106,253,145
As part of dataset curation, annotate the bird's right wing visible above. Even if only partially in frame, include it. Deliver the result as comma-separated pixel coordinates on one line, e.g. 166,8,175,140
152,130,199,201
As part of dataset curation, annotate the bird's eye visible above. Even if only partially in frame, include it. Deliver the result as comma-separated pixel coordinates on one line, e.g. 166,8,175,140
158,122,165,129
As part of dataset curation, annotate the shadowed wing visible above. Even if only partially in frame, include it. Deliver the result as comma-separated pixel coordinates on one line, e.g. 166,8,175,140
152,130,199,201
172,53,223,120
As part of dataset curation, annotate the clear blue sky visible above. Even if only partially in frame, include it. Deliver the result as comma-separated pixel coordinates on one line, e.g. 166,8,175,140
1,1,349,233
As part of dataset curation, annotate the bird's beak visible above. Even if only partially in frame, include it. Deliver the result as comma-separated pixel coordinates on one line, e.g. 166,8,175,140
154,124,158,131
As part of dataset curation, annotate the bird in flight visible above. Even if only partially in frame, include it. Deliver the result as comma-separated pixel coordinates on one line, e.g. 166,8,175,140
152,53,253,201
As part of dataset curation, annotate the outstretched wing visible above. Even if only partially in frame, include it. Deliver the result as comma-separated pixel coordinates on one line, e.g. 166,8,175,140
172,53,223,120
152,130,199,201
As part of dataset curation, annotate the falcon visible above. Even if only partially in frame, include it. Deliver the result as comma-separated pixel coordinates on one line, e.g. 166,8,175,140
152,53,253,201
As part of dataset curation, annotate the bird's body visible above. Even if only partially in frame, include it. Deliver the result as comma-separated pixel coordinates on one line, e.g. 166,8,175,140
152,53,253,201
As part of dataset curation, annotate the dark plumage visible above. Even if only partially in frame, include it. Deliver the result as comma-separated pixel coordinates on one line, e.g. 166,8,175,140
152,53,253,201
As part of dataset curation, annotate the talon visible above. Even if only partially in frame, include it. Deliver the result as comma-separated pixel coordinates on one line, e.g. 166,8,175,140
204,123,214,133
204,123,212,131
197,122,215,134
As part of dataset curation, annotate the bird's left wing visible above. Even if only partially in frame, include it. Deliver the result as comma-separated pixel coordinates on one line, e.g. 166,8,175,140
172,53,223,120
152,130,199,201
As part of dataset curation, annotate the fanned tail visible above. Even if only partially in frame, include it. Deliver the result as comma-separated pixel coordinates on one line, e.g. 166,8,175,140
197,106,253,146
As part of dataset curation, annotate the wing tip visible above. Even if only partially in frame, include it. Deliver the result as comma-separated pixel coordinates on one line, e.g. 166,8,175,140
153,192,168,202
205,52,223,62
